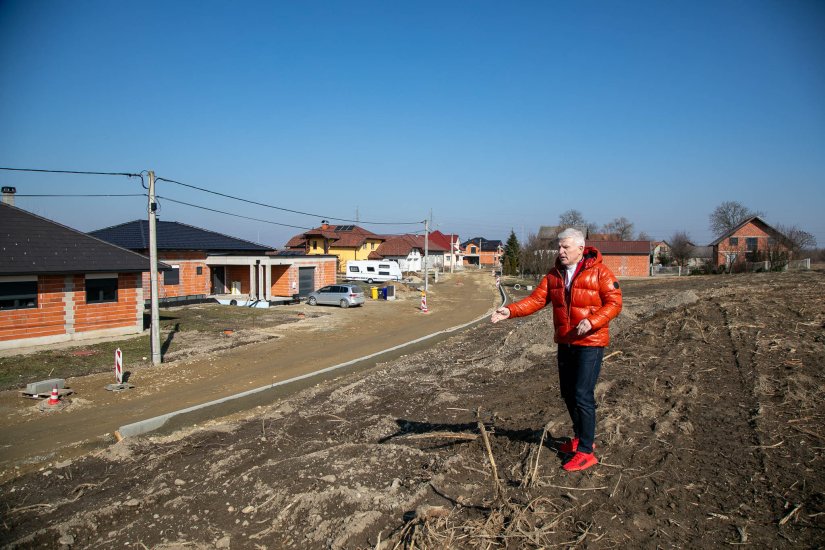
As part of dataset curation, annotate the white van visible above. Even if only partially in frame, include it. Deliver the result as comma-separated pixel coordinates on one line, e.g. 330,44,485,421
345,260,402,283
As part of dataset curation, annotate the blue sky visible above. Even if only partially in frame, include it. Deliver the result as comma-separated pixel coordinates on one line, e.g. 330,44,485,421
2,1,823,248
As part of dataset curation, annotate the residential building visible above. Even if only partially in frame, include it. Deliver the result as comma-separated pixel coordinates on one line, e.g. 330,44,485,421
285,221,385,273
709,216,789,269
369,234,448,272
92,220,336,303
428,231,463,271
0,203,157,350
461,238,503,268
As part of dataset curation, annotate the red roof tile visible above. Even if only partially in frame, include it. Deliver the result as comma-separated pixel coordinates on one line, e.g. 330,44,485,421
587,240,651,255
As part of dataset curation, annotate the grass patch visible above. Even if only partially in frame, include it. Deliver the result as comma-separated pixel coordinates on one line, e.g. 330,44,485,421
0,303,315,392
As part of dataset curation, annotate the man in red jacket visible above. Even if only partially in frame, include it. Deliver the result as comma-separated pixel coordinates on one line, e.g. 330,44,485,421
491,228,622,471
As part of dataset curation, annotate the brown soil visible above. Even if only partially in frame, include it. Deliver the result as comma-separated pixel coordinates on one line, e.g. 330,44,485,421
2,269,824,548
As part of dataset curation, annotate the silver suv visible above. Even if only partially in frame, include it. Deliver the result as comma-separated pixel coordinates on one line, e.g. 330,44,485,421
306,284,365,308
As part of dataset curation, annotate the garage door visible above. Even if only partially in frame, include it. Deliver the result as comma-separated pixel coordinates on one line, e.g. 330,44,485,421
298,267,315,297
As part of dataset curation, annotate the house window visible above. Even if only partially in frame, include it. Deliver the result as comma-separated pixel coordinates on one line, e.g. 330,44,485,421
371,242,375,250
0,280,38,310
729,237,738,246
746,237,758,251
196,266,203,275
164,266,180,285
312,240,318,250
471,246,477,254
86,277,118,304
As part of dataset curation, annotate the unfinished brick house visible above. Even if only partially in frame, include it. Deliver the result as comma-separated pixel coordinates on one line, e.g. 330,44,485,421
460,238,503,268
586,240,651,277
0,203,157,351
91,220,336,304
709,216,789,269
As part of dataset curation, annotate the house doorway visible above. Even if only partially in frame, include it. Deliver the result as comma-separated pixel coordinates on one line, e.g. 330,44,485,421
212,266,227,294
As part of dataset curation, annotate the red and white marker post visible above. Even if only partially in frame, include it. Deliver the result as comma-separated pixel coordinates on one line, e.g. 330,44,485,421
114,347,123,384
420,291,429,313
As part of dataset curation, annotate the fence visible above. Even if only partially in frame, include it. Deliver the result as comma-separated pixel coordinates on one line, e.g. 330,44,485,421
787,258,811,271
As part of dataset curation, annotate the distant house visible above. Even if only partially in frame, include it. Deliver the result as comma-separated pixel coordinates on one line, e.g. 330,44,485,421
0,203,158,350
587,240,651,277
369,235,448,272
461,238,503,268
709,216,789,269
285,222,385,273
651,241,672,265
91,220,336,303
686,245,713,269
428,231,463,271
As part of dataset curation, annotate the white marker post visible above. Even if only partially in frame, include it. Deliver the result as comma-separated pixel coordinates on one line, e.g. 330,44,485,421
105,347,134,392
115,348,123,384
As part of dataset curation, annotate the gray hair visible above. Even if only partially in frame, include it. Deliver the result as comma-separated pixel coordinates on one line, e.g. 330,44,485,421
557,228,585,247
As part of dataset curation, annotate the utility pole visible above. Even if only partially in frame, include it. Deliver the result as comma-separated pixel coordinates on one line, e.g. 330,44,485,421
147,171,161,365
424,218,429,293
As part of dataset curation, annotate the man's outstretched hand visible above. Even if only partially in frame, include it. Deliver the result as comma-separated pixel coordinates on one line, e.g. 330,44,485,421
491,307,511,324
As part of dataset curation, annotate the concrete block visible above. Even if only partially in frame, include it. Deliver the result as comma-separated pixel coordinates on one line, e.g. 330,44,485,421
25,378,65,395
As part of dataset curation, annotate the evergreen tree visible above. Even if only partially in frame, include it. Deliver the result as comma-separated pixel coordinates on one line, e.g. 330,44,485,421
503,230,521,276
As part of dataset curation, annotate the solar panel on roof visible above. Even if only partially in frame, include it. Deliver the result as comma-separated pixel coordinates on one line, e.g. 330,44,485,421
337,225,354,231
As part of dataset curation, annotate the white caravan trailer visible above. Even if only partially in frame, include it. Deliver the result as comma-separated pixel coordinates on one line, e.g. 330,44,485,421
345,260,402,283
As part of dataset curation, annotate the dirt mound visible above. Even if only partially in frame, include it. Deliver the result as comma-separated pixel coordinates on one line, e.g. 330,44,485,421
2,271,824,548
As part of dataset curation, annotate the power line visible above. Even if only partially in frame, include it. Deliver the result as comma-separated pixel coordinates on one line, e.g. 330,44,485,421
15,193,146,198
156,195,313,230
155,176,423,226
0,166,141,178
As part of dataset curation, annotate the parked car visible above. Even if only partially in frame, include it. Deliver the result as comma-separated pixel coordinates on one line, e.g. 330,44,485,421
306,284,365,308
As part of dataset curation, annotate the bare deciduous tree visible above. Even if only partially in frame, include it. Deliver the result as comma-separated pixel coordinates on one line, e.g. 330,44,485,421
775,224,817,258
669,231,694,267
520,233,555,279
601,217,635,240
637,231,652,241
559,209,587,227
709,201,763,237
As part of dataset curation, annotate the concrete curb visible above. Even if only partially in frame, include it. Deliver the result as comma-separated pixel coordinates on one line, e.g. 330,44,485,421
118,303,500,439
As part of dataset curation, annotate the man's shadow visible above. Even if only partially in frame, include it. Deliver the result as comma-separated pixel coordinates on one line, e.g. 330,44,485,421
379,418,568,455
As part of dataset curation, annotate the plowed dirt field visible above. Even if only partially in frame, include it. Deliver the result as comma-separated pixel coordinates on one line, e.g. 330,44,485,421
2,269,824,549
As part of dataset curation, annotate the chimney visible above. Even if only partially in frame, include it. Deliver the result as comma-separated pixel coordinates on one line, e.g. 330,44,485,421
1,186,16,206
321,219,329,230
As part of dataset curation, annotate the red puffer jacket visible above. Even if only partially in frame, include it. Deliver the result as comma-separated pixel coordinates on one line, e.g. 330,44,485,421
506,247,622,346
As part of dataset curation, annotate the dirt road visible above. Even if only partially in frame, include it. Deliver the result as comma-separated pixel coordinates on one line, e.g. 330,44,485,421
0,271,499,479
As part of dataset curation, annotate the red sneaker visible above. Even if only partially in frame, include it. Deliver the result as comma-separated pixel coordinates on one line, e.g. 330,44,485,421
562,451,598,472
559,438,595,454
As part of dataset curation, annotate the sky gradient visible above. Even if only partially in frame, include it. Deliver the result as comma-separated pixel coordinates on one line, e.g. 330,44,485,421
2,1,823,248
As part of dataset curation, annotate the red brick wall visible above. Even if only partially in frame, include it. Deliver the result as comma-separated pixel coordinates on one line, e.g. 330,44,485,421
269,260,337,297
0,273,141,344
601,254,649,277
141,251,211,299
271,265,291,296
0,275,66,342
75,273,141,333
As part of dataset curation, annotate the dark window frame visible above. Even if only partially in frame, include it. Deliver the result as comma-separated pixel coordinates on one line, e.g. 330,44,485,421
0,280,38,310
86,277,118,304
164,267,180,286
729,237,739,246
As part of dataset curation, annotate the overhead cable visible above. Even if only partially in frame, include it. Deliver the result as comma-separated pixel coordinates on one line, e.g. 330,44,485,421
156,195,313,230
0,166,141,178
155,176,423,226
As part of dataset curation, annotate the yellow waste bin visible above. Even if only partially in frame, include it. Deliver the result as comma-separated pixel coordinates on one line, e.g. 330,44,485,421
371,286,379,300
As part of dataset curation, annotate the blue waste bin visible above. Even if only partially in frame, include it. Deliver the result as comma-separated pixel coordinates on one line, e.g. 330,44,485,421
380,287,388,300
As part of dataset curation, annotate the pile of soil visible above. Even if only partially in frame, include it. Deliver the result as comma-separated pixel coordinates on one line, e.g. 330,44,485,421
2,270,824,548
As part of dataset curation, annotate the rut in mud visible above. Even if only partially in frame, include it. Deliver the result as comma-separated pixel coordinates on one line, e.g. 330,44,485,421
1,270,824,549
